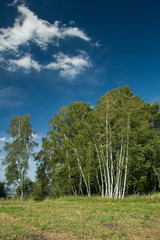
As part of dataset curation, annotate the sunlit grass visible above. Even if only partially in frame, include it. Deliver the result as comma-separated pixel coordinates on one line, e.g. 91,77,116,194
0,194,160,239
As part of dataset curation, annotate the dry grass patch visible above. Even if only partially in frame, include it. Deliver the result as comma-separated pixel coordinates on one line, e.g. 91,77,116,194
0,195,160,239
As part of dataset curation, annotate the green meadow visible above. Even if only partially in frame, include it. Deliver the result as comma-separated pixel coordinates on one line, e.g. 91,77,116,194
0,194,160,240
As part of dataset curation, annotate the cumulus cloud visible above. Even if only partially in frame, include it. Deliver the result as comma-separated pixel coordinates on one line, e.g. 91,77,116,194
46,51,92,79
0,136,13,142
0,137,6,142
0,3,93,78
0,56,4,62
6,55,41,72
0,5,90,52
8,0,26,6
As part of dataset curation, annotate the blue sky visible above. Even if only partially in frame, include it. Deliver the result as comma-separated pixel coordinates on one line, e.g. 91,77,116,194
0,0,160,181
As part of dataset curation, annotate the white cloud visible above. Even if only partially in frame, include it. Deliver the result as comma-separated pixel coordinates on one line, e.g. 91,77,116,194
94,41,102,47
0,3,94,78
0,5,90,52
6,54,41,72
32,133,40,140
0,137,13,143
8,0,25,6
0,137,6,142
0,56,4,62
62,27,90,41
46,51,92,79
69,21,75,25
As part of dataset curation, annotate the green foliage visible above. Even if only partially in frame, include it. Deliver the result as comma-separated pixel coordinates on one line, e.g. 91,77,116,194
3,115,38,199
32,182,45,201
0,182,7,198
16,178,34,199
2,86,160,200
34,86,160,198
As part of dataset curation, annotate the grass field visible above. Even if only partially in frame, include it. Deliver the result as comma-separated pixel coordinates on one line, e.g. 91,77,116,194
0,194,160,240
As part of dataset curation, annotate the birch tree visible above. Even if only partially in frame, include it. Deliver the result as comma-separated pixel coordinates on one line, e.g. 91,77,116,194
3,115,38,199
91,86,151,198
35,86,158,198
47,102,93,197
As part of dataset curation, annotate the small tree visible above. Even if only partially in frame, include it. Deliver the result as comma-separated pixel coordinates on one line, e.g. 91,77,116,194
3,115,38,199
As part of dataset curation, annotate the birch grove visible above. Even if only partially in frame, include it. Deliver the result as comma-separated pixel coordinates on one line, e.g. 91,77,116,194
34,86,160,199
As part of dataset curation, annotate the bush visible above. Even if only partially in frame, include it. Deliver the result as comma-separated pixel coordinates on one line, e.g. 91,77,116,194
32,182,45,201
0,182,7,198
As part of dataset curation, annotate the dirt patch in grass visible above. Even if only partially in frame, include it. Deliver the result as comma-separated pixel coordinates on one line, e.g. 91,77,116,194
11,234,45,240
0,213,46,239
0,212,80,240
42,229,82,240
126,222,160,240
102,222,120,230
1,197,160,240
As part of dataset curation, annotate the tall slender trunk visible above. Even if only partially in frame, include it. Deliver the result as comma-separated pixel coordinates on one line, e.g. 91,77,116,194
114,143,123,200
122,116,130,199
75,150,91,197
64,134,91,197
118,151,124,199
79,174,83,195
68,162,77,196
105,111,111,197
93,138,104,197
109,129,114,198
96,170,102,194
20,176,23,200
19,154,24,200
122,143,129,199
18,118,23,200
100,144,108,197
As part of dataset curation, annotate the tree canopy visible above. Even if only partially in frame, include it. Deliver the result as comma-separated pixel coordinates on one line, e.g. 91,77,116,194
3,115,38,199
2,86,160,199
35,86,160,199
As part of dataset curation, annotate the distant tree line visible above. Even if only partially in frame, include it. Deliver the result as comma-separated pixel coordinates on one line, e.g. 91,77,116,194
1,86,160,200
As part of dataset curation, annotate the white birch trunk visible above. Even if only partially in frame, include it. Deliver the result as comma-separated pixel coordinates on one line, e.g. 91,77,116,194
118,147,125,199
68,162,77,196
100,143,108,197
93,138,104,197
109,135,114,198
18,118,24,200
64,134,91,197
96,170,102,194
122,144,129,199
122,117,130,199
79,174,83,195
114,144,123,200
105,111,111,197
74,149,91,197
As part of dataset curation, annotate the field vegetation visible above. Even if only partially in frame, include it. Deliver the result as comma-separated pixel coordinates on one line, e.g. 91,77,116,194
0,194,160,240
2,86,160,201
1,86,160,239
